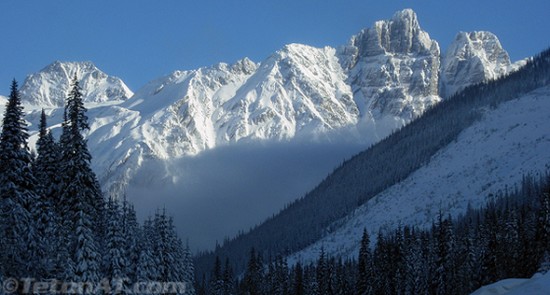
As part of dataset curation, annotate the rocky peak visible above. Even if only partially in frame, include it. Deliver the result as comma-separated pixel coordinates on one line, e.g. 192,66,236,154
20,61,133,107
348,9,437,61
231,57,257,75
440,31,511,97
340,9,440,119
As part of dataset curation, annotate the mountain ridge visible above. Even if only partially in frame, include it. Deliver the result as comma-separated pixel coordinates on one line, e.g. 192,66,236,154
0,10,534,252
20,61,133,107
10,9,522,195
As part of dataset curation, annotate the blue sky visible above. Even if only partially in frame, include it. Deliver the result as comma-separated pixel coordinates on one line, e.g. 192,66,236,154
1,0,549,92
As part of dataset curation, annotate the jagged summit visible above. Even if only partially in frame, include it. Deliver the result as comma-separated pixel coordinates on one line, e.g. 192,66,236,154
20,61,133,107
345,9,437,61
230,57,257,75
440,31,512,97
339,9,440,120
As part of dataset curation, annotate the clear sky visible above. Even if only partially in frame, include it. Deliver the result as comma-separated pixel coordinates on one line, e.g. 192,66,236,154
1,0,549,92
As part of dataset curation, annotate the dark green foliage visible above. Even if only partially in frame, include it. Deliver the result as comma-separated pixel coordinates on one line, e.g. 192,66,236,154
356,229,373,295
241,248,264,295
0,80,39,279
33,109,62,279
0,78,196,294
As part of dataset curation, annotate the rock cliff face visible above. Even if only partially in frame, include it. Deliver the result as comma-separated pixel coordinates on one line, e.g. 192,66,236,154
339,9,441,120
440,31,512,98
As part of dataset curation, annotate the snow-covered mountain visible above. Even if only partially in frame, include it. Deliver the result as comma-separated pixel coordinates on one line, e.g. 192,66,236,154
20,61,133,107
339,8,441,120
121,45,358,159
440,31,522,98
6,9,523,197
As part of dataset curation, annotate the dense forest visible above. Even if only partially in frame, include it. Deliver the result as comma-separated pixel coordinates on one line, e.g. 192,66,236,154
195,48,550,277
0,77,195,294
200,173,550,295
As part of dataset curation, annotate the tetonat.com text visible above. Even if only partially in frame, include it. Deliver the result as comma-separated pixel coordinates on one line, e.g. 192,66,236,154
2,277,190,294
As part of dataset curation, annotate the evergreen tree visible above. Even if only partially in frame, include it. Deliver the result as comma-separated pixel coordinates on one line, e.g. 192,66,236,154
122,199,140,282
182,242,196,295
0,80,39,279
356,229,373,295
293,262,305,295
136,219,159,284
73,208,101,290
537,191,550,270
32,109,62,279
316,248,332,295
210,256,224,295
242,248,263,295
104,198,128,293
33,109,62,197
434,213,455,295
270,255,289,295
58,75,104,281
223,258,234,295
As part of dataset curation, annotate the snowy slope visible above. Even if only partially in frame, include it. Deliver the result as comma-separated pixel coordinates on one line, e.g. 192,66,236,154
471,272,550,295
216,44,358,141
121,58,258,157
288,86,550,263
20,61,133,107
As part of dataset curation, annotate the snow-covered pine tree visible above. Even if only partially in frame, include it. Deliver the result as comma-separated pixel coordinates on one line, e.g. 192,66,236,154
180,241,196,295
274,255,290,295
166,215,185,282
58,75,104,283
136,218,159,287
372,230,391,294
209,256,224,295
402,228,426,295
73,208,101,290
32,109,62,279
122,198,140,282
316,247,332,295
33,109,62,200
150,211,195,295
434,213,456,295
222,258,234,295
0,80,39,279
356,228,373,295
152,210,170,282
104,198,128,294
172,239,195,295
242,248,263,295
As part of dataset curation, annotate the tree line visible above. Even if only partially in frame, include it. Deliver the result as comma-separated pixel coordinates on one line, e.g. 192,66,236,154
201,173,550,294
0,77,195,294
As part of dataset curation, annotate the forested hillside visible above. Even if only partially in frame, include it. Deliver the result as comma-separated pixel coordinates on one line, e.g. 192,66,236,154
195,48,550,277
199,173,550,295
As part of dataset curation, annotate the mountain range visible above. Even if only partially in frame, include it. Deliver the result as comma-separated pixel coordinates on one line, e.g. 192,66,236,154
1,8,549,294
3,9,524,198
